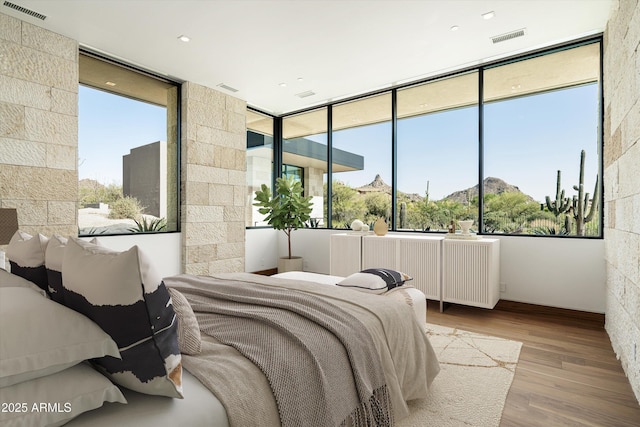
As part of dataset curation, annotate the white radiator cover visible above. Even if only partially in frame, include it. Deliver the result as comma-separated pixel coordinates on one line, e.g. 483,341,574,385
330,233,500,309
443,239,500,308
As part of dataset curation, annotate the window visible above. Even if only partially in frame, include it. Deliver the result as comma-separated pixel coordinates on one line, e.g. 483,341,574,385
331,94,391,229
482,43,601,236
250,38,602,239
246,109,274,227
396,72,479,232
78,52,179,235
282,108,328,228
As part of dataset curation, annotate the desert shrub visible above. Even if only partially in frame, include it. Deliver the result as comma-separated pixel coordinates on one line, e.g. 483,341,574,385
108,196,144,219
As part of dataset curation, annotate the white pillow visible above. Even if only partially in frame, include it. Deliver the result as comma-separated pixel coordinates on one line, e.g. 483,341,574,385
337,268,413,294
6,230,49,293
61,238,183,398
0,287,120,388
0,362,127,427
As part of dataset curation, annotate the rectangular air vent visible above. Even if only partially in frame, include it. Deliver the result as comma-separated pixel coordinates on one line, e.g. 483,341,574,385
217,83,238,93
3,1,46,20
491,28,526,44
295,90,316,98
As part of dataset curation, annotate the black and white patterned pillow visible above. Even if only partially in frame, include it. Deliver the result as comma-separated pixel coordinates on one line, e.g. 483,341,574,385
61,237,183,398
337,268,413,294
44,234,67,303
6,231,49,293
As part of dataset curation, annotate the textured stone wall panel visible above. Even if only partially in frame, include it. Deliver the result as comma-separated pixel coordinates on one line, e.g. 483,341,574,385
25,107,77,145
604,0,640,403
46,143,75,170
0,165,77,200
0,138,45,166
182,181,209,206
184,222,227,247
184,205,224,223
0,13,20,43
181,81,246,273
0,39,77,92
185,244,217,265
51,88,77,116
226,221,245,244
0,102,24,138
208,184,234,206
0,75,51,110
47,201,76,225
22,22,76,61
186,140,215,166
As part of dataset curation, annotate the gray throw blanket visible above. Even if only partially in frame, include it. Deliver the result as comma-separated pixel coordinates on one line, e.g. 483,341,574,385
165,274,393,427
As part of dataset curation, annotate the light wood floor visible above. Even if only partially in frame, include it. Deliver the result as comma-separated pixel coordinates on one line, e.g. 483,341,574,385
425,300,640,427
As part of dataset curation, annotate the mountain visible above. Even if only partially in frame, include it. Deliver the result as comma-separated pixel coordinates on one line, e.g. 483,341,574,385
357,175,423,202
443,177,533,204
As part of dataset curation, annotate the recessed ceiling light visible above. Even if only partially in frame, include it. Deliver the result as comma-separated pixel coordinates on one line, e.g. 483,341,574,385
482,11,495,20
177,35,190,42
450,25,459,32
279,82,287,87
297,77,304,82
105,81,116,86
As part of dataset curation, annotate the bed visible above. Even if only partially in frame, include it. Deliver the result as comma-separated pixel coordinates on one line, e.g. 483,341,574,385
0,231,439,427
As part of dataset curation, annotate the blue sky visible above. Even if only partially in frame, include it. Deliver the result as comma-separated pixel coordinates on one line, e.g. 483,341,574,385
329,84,599,201
78,85,166,185
79,83,599,203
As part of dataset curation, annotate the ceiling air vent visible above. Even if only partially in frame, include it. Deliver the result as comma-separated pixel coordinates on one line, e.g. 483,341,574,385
491,28,526,44
3,1,46,20
216,83,238,93
295,90,316,99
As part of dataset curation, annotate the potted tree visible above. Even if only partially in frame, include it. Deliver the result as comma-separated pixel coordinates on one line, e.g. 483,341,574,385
254,176,313,272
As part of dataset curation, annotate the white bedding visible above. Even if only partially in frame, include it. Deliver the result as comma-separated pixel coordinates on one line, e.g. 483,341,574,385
2,268,430,427
272,271,428,329
65,368,228,427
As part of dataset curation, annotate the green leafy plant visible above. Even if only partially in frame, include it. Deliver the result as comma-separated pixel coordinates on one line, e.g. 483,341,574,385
129,217,167,233
254,176,313,259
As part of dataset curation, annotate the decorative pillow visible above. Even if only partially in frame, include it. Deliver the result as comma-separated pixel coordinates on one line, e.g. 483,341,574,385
45,236,101,304
0,287,120,388
337,268,413,294
168,288,202,355
44,234,67,303
0,362,127,427
61,237,183,398
0,267,47,297
6,230,49,293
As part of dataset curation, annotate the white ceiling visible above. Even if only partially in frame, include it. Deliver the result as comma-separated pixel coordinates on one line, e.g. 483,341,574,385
5,0,613,115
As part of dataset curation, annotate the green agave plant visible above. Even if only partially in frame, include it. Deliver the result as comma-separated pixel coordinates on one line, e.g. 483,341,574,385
129,217,167,233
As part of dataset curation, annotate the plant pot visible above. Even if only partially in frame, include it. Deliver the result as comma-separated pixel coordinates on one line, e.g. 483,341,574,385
277,256,303,273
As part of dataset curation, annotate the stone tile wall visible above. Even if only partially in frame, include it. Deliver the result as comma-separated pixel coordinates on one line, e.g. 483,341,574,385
0,12,78,238
181,82,247,274
603,0,640,402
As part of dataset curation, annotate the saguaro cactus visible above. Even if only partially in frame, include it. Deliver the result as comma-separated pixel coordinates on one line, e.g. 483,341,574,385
545,170,571,217
571,150,599,236
399,202,407,229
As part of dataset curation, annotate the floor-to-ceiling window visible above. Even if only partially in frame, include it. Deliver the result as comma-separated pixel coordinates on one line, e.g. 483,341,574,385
331,94,391,229
483,42,601,236
282,108,328,227
246,109,274,227
246,38,602,239
396,72,479,232
78,52,179,235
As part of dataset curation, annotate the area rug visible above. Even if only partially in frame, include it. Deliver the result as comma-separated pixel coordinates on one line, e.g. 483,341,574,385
398,323,523,427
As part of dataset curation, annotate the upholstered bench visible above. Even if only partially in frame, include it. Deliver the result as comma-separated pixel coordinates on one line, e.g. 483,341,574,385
271,271,427,330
